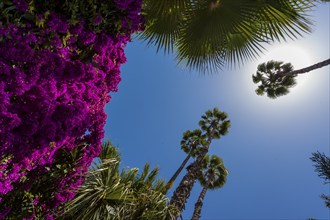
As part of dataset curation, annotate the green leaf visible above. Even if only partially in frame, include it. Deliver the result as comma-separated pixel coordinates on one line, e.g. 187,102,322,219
255,87,265,96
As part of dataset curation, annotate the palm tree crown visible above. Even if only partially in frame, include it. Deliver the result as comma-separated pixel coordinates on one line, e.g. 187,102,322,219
192,154,228,220
165,129,204,192
140,0,314,72
253,58,330,99
197,155,227,190
252,60,296,98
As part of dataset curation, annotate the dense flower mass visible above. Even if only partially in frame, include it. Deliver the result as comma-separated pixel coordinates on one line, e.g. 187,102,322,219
0,0,143,218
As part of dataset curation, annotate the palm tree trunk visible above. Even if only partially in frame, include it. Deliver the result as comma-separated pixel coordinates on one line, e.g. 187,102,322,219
169,158,204,219
169,147,211,219
281,58,330,77
191,182,210,220
165,153,191,193
170,123,217,219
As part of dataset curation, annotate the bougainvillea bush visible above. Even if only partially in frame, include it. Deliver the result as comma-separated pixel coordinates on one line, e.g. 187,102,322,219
0,0,143,218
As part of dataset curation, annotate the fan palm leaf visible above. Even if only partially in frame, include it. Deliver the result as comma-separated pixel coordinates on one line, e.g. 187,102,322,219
61,142,176,219
252,60,296,98
140,0,315,72
140,0,191,53
197,155,227,188
60,150,135,220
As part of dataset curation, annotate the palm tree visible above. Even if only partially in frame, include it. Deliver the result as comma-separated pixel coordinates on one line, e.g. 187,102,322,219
61,141,176,219
120,163,178,219
169,108,230,219
252,58,330,98
60,141,133,219
165,129,203,192
191,155,228,220
140,0,315,72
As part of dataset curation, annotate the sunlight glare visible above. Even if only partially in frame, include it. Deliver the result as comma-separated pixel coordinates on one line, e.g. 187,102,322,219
242,43,316,113
256,44,316,102
259,44,313,86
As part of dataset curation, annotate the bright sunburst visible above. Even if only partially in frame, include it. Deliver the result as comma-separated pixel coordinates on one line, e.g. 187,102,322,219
258,44,313,94
260,44,312,70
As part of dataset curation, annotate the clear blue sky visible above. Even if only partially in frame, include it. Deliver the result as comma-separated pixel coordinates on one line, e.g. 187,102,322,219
104,3,330,220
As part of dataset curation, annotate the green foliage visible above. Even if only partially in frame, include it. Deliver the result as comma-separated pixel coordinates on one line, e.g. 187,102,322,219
169,108,230,218
252,60,297,98
34,0,122,33
0,143,87,219
198,155,228,189
181,129,203,157
140,0,188,53
0,0,130,39
310,151,330,208
199,107,230,139
311,152,330,182
61,141,178,220
192,154,228,219
140,0,315,72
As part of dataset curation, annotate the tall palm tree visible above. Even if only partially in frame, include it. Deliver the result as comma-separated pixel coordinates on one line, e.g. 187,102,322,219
165,129,203,192
61,141,176,220
169,108,230,219
140,0,315,72
191,155,228,220
60,141,133,219
252,58,330,98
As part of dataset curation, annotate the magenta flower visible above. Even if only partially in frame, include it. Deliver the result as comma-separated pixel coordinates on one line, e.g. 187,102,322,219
93,15,103,25
13,0,29,12
0,0,144,217
32,196,39,206
51,34,62,47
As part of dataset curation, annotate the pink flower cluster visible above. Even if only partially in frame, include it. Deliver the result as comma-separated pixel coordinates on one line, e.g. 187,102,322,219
0,0,143,218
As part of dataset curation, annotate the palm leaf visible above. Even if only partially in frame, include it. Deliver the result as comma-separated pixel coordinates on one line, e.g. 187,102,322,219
139,0,191,53
140,0,314,72
252,60,297,98
197,155,227,189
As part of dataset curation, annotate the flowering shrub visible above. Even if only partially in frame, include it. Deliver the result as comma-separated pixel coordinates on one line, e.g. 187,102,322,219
0,0,143,218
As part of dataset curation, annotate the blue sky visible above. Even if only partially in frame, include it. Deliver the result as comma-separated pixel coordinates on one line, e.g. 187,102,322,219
104,3,329,220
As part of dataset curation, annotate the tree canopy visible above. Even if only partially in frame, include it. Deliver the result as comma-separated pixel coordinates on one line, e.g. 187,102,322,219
140,0,315,72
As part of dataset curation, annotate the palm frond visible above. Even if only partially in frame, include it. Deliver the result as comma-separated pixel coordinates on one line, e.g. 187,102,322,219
140,0,315,72
61,142,176,219
139,0,191,53
255,1,313,41
197,154,227,190
99,141,121,161
252,60,297,98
